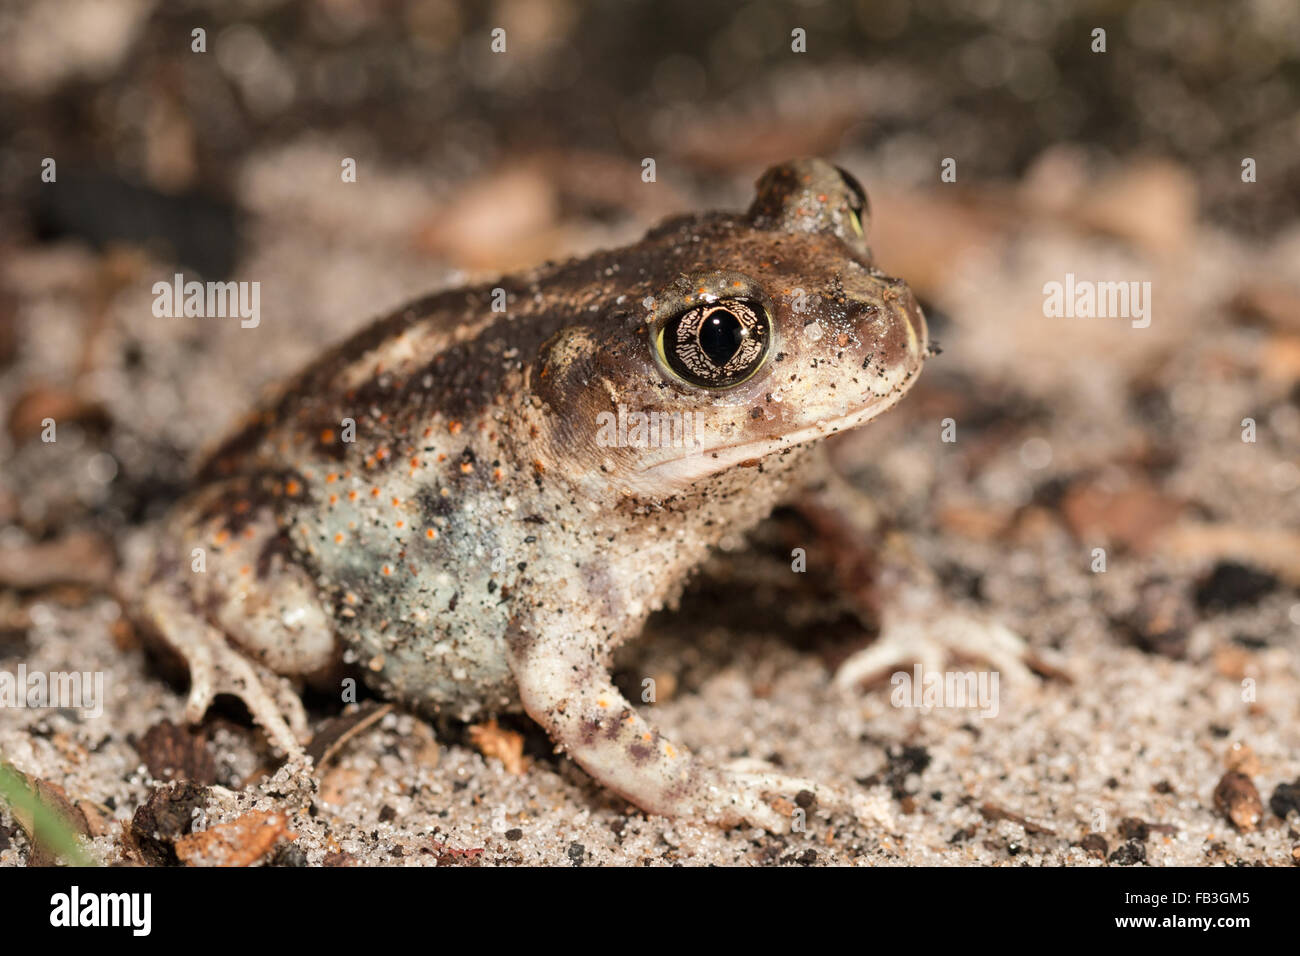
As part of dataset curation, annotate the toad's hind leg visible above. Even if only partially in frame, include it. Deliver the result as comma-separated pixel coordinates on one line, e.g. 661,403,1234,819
135,584,308,757
130,481,339,758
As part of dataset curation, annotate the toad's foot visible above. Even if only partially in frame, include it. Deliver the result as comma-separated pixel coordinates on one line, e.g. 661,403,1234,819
790,469,1035,693
136,588,309,758
716,759,878,832
834,593,1033,692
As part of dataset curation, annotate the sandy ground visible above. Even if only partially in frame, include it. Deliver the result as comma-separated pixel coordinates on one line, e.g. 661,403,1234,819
2,133,1299,866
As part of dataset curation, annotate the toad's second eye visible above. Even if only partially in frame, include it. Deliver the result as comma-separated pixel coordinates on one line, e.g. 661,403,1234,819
834,165,868,237
655,299,771,389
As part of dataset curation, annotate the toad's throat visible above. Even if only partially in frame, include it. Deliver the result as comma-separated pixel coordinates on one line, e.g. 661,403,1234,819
632,389,910,491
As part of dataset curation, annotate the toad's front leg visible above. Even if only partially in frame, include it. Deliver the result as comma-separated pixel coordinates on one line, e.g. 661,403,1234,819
505,614,842,832
797,458,1037,690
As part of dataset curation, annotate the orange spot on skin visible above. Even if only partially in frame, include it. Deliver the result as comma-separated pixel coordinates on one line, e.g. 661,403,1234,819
395,520,405,529
370,487,381,498
665,744,676,758
448,421,462,435
233,500,250,514
425,528,437,539
243,527,256,539
492,468,503,482
214,530,229,545
326,473,338,483
334,533,344,544
459,462,473,474
391,497,401,507
423,427,433,438
348,490,358,501
240,565,251,576
409,457,420,469
382,565,392,576
320,429,334,444
285,479,301,496
436,453,447,463
375,447,389,460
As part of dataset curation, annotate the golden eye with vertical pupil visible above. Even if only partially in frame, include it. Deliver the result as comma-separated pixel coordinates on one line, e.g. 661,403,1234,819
655,299,771,388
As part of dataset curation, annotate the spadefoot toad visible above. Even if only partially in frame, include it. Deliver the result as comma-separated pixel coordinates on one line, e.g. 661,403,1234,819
132,158,931,830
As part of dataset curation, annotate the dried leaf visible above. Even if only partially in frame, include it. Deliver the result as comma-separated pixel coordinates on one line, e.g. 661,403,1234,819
468,718,528,775
174,810,295,867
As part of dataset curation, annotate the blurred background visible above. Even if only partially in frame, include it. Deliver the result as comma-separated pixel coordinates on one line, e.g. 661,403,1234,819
1,0,1298,516
1,0,1298,533
1,0,1299,866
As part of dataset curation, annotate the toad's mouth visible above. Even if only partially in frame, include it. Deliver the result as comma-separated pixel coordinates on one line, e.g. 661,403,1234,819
630,386,911,492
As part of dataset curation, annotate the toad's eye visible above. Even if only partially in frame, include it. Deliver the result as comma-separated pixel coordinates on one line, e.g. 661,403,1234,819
655,299,771,389
834,165,868,237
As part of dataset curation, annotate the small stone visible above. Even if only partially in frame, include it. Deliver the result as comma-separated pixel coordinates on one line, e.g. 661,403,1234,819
136,720,217,786
1195,562,1278,613
271,843,307,867
1118,817,1150,842
1118,577,1192,659
1214,771,1263,832
130,781,209,867
1108,841,1146,866
1077,833,1108,859
1269,778,1300,821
